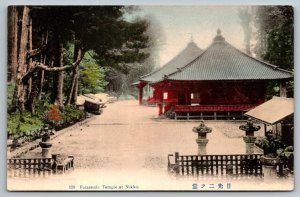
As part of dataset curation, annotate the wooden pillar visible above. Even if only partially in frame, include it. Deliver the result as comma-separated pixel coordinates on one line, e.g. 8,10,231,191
280,81,287,97
158,104,163,116
264,124,267,136
138,87,143,105
147,84,150,99
157,89,164,116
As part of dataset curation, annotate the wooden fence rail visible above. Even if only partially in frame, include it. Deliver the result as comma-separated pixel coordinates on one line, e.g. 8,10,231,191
7,158,53,170
7,155,74,177
168,152,263,177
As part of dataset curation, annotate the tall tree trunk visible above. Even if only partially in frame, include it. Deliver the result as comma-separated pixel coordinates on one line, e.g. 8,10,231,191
27,69,40,114
72,66,80,104
66,45,84,105
8,6,19,83
27,18,33,99
38,31,48,99
55,42,64,106
15,6,30,111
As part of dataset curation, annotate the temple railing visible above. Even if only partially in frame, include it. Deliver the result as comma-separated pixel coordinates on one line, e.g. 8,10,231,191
172,104,257,120
173,104,256,112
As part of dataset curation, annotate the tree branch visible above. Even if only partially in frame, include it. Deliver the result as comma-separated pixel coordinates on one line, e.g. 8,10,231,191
36,62,71,71
21,61,71,83
27,44,48,58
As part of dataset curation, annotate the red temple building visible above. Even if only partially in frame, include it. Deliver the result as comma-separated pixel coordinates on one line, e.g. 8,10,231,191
134,40,203,105
139,29,293,119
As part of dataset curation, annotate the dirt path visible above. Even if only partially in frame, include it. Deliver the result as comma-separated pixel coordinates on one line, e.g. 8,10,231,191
26,100,259,169
8,100,293,191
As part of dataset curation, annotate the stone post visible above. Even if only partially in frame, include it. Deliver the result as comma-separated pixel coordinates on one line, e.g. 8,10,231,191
39,129,52,158
260,156,280,179
243,136,257,154
239,119,260,154
40,143,52,158
196,138,209,155
193,121,212,155
263,165,278,180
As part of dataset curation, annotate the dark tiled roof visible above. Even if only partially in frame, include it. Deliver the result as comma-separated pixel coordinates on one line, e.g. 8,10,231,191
140,41,203,83
163,30,293,82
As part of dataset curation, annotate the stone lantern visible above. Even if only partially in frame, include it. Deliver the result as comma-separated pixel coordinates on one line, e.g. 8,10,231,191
192,121,212,155
239,119,260,154
39,127,52,158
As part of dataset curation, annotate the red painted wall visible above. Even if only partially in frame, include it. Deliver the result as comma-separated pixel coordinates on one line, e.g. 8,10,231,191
152,80,266,106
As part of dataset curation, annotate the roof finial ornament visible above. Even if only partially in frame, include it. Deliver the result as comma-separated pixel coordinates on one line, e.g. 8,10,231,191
213,28,225,43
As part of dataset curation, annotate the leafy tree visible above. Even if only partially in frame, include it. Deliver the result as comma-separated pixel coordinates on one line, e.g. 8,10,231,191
79,62,107,94
264,19,293,71
253,6,293,97
105,14,165,95
253,6,293,58
9,6,152,111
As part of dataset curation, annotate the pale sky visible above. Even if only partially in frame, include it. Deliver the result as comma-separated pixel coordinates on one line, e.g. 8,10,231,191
136,6,246,66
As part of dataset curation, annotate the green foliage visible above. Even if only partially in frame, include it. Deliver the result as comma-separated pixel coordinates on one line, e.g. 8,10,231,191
7,96,54,135
264,19,294,97
64,44,108,95
44,104,86,129
30,6,151,104
276,146,293,159
255,132,286,155
8,96,86,136
253,6,293,58
253,6,294,98
60,105,86,125
264,19,293,71
7,111,44,135
80,63,107,94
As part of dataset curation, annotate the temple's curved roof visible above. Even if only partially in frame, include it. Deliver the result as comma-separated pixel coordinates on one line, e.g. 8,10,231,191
140,41,203,83
154,29,293,83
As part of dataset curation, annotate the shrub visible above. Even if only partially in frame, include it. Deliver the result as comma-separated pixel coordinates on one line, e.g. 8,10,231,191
255,131,286,155
45,105,63,128
45,105,86,130
7,111,44,135
60,105,86,124
8,98,86,139
47,105,62,121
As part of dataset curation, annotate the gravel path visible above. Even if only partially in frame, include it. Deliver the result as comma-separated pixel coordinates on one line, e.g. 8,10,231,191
25,100,260,169
8,100,293,191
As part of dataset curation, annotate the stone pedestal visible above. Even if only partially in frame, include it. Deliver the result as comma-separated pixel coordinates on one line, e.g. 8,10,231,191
196,138,209,155
39,142,52,158
41,148,52,158
243,136,257,154
263,165,278,180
